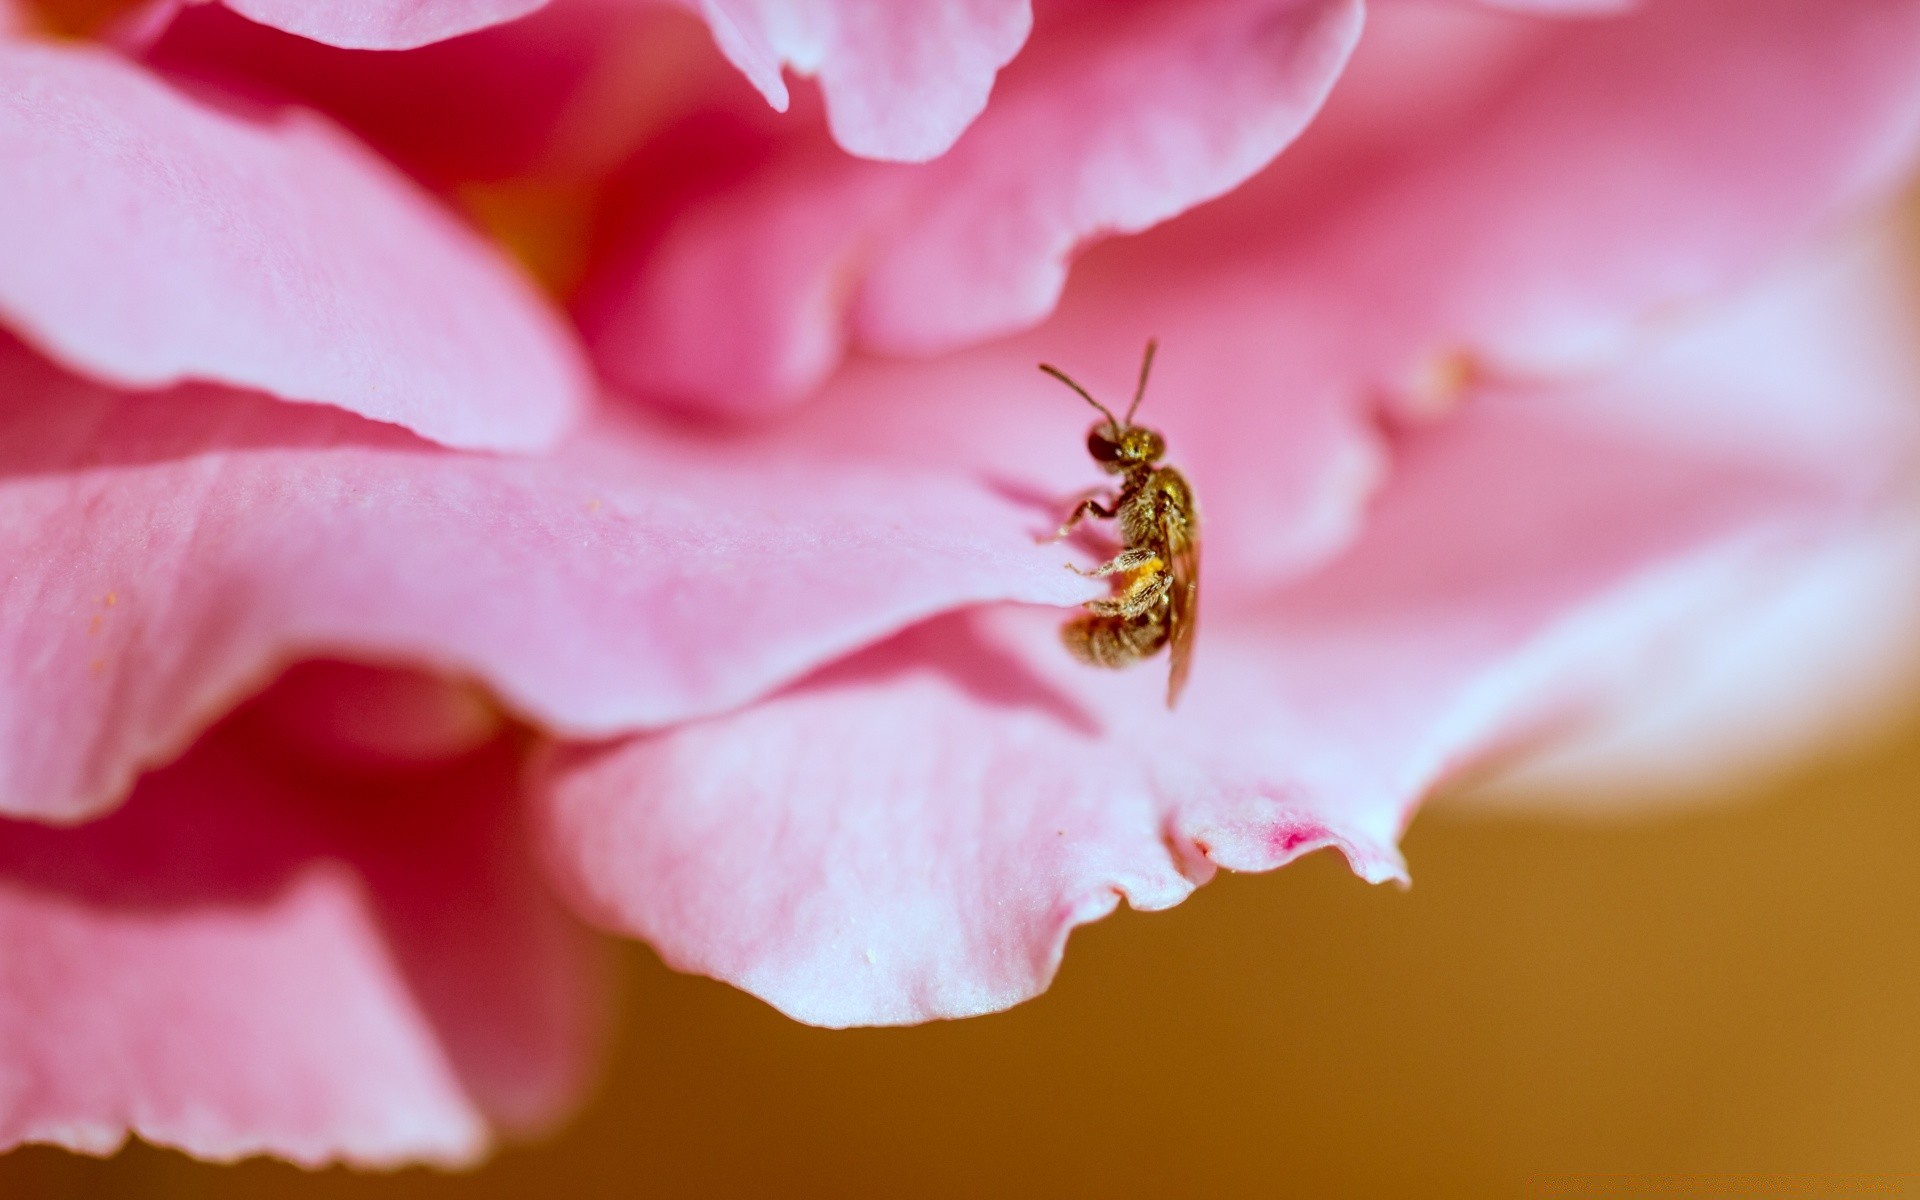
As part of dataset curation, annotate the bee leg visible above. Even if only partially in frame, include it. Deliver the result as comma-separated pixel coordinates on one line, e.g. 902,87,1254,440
1053,494,1118,540
1085,566,1172,618
1067,547,1159,579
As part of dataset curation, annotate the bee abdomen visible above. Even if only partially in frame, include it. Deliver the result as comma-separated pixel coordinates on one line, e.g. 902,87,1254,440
1062,610,1170,669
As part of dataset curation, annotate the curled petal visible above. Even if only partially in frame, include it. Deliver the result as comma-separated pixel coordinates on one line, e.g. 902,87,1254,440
0,724,606,1165
591,0,1362,412
537,609,1411,1028
0,338,1099,823
0,41,589,450
691,0,1032,161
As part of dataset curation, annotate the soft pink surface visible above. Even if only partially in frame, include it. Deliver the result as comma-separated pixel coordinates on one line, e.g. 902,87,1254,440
0,40,589,450
212,0,548,49
0,720,604,1164
587,0,1920,422
591,0,1362,411
537,229,1917,1024
0,335,1098,824
691,0,1031,161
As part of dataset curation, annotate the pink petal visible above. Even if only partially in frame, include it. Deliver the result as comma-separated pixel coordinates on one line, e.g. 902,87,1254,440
1454,223,1920,809
0,40,589,450
1308,0,1920,384
210,0,547,50
0,717,606,1165
691,0,1032,162
1462,0,1633,13
589,0,1363,412
535,223,1920,1026
0,336,1098,824
595,0,1920,433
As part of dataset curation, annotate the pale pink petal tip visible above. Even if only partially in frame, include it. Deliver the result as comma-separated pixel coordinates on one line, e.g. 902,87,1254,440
694,0,1033,161
217,0,550,49
0,41,589,451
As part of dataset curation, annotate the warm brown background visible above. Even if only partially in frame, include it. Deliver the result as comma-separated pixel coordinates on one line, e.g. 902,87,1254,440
6,713,1920,1199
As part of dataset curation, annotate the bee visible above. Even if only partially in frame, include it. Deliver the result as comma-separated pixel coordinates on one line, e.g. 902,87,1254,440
1040,339,1200,708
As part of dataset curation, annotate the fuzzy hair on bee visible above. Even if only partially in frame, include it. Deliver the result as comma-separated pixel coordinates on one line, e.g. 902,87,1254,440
1040,339,1200,708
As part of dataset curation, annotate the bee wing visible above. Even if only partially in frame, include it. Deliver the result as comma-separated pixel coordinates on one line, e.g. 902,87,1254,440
1161,493,1200,708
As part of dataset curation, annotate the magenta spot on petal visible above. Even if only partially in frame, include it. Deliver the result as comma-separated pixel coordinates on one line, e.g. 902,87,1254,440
1269,822,1328,856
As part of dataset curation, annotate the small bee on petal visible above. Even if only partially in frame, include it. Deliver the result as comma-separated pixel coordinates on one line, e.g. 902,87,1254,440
1041,339,1200,708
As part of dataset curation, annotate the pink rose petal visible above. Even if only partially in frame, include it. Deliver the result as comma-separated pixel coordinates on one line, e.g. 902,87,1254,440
596,0,1920,431
0,40,590,450
589,0,1362,412
536,223,1920,1026
0,721,605,1165
1291,0,1920,387
1461,0,1633,14
0,336,1099,824
1452,223,1920,808
692,0,1032,161
210,0,547,49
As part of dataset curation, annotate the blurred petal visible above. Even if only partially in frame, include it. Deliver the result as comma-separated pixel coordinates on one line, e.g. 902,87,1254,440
0,338,1099,822
1452,223,1920,809
536,221,1917,1027
1462,0,1632,13
210,0,546,49
590,0,1362,412
690,0,1032,161
0,725,605,1165
1311,0,1920,384
0,41,589,450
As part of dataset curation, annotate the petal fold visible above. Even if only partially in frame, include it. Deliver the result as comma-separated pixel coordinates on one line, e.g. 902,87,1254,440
0,339,1099,823
692,0,1032,161
0,41,589,450
0,722,605,1166
590,0,1363,413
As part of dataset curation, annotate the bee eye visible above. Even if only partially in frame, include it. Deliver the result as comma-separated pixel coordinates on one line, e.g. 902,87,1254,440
1087,429,1121,461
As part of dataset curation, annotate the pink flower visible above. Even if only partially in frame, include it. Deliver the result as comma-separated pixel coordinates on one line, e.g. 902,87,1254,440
4,0,1920,1167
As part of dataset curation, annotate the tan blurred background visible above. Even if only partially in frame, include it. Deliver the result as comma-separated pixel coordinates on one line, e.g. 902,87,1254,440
4,706,1919,1199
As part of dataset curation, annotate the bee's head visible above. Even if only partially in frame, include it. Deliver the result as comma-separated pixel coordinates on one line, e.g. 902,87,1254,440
1086,422,1165,473
1041,339,1165,475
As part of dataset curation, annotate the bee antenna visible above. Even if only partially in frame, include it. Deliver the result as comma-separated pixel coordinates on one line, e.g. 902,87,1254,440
1039,363,1120,431
1124,338,1158,424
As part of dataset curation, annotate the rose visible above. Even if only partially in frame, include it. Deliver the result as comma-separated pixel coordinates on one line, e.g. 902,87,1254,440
3,0,1919,1168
